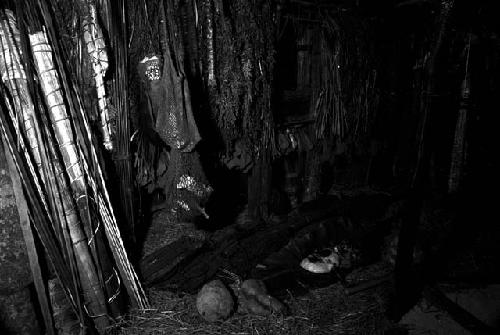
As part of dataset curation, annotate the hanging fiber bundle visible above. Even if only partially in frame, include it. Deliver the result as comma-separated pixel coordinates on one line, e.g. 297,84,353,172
198,0,276,163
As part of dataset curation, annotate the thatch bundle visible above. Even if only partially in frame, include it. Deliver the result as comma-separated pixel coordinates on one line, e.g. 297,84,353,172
311,12,379,142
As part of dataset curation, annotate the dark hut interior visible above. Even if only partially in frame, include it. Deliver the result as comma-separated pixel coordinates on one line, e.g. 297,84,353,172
1,0,499,334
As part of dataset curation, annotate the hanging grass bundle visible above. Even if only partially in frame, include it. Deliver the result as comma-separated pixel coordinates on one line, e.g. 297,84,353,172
312,13,379,142
198,0,276,162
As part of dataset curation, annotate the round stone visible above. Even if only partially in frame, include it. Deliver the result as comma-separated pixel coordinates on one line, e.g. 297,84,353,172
196,279,234,322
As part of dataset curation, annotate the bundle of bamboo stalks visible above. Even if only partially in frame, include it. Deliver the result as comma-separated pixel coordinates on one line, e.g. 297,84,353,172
100,0,137,246
0,2,148,333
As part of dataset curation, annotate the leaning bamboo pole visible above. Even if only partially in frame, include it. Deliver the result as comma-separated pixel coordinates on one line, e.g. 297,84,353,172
81,1,113,151
100,0,136,245
29,30,110,331
1,7,134,330
36,0,148,308
3,125,56,335
0,9,48,213
0,10,91,331
0,96,85,327
72,2,125,318
1,9,74,247
40,135,89,331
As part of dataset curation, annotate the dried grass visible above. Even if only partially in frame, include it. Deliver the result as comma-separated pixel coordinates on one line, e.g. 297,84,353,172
134,203,395,335
106,263,393,335
141,209,207,258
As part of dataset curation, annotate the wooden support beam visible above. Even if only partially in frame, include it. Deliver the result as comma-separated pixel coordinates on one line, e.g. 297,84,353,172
423,286,497,335
3,139,55,335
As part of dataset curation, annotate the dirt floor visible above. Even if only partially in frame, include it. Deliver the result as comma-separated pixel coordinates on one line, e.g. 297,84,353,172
106,279,500,334
112,203,500,335
111,206,398,334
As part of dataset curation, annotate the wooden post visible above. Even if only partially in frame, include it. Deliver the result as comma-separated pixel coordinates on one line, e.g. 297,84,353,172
4,140,55,335
394,0,455,321
0,139,41,335
248,152,272,221
448,36,471,194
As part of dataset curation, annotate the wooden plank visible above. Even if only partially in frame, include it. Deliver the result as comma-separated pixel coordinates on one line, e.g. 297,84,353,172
140,236,205,285
423,285,497,335
147,196,346,292
3,140,55,335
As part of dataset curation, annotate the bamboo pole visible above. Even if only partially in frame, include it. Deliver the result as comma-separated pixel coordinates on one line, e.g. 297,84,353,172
0,10,89,331
37,9,149,308
32,0,149,310
1,13,88,330
81,2,113,151
0,9,49,213
39,130,88,331
29,30,110,332
73,1,127,317
107,0,136,246
0,98,82,326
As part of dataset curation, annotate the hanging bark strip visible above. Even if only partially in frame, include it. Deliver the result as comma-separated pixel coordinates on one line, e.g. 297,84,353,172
81,1,113,151
205,0,215,88
157,0,201,152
